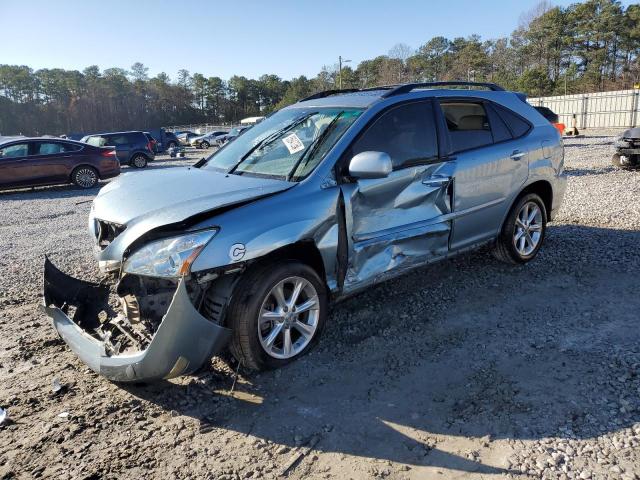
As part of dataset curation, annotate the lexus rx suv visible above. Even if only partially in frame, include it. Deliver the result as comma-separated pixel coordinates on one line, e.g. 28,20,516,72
43,82,566,382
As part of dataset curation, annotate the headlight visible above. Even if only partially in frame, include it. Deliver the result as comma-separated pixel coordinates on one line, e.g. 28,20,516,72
123,229,217,278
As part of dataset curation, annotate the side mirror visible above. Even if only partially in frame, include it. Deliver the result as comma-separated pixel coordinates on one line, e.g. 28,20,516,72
348,151,392,179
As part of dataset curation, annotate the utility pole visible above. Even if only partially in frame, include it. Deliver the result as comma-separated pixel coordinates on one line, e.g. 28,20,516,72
338,56,351,90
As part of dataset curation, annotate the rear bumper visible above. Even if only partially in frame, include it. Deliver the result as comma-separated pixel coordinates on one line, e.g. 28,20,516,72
100,166,121,180
550,172,568,221
42,258,231,382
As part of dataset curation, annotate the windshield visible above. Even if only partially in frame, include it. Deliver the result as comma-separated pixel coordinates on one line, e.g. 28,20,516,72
203,107,362,181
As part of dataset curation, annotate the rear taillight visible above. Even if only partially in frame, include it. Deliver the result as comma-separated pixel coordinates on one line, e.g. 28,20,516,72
101,149,116,157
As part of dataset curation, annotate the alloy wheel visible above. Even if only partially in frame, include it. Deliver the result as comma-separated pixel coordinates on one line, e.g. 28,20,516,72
257,276,320,359
513,201,543,256
133,156,146,168
75,168,97,188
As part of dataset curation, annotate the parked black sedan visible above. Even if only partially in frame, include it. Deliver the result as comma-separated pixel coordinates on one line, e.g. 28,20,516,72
0,137,120,190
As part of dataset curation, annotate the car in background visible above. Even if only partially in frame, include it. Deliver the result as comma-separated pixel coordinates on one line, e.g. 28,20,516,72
144,132,159,153
190,130,228,149
534,106,565,135
220,125,250,145
81,131,155,168
163,131,180,150
145,129,180,152
0,137,119,190
176,131,199,146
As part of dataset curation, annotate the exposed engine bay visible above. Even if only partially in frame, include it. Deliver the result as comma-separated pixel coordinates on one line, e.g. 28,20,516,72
43,257,232,382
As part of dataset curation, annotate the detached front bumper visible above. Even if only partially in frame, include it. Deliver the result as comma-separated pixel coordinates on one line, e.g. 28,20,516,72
42,258,231,382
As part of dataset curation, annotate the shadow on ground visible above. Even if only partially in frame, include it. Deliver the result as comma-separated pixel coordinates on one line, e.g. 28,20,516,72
122,224,640,475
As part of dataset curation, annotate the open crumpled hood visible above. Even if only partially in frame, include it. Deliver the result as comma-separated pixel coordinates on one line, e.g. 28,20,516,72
93,166,291,227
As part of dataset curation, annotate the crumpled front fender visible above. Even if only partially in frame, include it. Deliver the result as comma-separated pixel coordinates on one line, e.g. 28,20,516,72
42,257,231,382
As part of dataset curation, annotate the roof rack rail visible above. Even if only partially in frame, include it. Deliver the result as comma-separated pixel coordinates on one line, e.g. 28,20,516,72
381,81,505,98
299,85,401,103
299,89,361,102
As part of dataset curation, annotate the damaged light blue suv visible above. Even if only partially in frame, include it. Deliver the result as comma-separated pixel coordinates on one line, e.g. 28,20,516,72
43,81,567,382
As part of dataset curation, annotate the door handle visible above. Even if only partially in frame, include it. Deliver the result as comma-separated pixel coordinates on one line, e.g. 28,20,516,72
510,150,526,161
422,176,451,188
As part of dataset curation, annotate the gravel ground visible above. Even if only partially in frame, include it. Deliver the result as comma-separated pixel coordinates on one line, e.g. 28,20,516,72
1,133,640,479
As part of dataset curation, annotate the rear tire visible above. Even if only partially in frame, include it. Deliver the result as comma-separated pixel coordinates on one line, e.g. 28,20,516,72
493,193,547,264
130,155,147,169
225,261,327,371
71,166,98,189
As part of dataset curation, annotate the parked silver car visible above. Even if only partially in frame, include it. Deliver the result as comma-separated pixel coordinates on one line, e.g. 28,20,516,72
190,130,228,149
43,81,566,382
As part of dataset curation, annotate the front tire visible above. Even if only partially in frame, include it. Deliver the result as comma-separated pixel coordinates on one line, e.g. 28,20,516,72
201,141,210,149
493,193,547,264
71,166,98,189
130,154,148,168
225,261,327,371
612,153,639,169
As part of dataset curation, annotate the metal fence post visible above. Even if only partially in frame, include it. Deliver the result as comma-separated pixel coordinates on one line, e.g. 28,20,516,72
581,95,589,129
631,91,639,128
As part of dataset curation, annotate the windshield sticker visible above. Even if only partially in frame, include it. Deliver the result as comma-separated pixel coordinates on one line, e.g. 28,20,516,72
282,133,305,154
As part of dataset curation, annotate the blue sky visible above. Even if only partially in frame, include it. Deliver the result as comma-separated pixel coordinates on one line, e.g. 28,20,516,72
0,0,634,81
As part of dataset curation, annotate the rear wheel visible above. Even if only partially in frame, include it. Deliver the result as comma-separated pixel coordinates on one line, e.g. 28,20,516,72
201,141,210,149
225,261,327,371
71,166,98,188
493,193,547,264
130,154,147,168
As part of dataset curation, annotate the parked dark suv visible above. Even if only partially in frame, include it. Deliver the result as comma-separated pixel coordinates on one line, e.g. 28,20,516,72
0,137,120,190
81,131,155,168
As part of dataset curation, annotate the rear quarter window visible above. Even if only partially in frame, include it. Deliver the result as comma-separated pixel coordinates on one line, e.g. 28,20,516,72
130,133,147,143
493,104,532,138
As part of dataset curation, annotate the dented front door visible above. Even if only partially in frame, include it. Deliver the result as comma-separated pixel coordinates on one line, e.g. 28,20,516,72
341,162,453,291
339,100,454,291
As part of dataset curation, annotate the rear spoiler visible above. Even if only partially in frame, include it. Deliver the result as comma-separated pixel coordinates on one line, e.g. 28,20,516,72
515,92,528,102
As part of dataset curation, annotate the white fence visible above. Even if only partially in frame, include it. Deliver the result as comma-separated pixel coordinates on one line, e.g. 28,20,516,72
529,89,640,130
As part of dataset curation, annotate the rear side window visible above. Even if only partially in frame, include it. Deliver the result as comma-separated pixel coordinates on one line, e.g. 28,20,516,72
440,101,493,153
493,104,531,138
108,135,130,145
351,101,438,169
35,142,80,155
63,143,83,152
0,143,28,158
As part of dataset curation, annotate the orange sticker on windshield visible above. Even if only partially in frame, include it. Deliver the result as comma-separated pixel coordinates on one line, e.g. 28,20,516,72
282,133,305,154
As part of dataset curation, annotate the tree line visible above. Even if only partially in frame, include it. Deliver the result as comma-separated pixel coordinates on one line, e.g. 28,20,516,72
0,0,638,136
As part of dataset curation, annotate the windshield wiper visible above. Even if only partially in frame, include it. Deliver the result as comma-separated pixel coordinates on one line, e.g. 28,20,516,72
227,111,318,174
286,111,344,181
